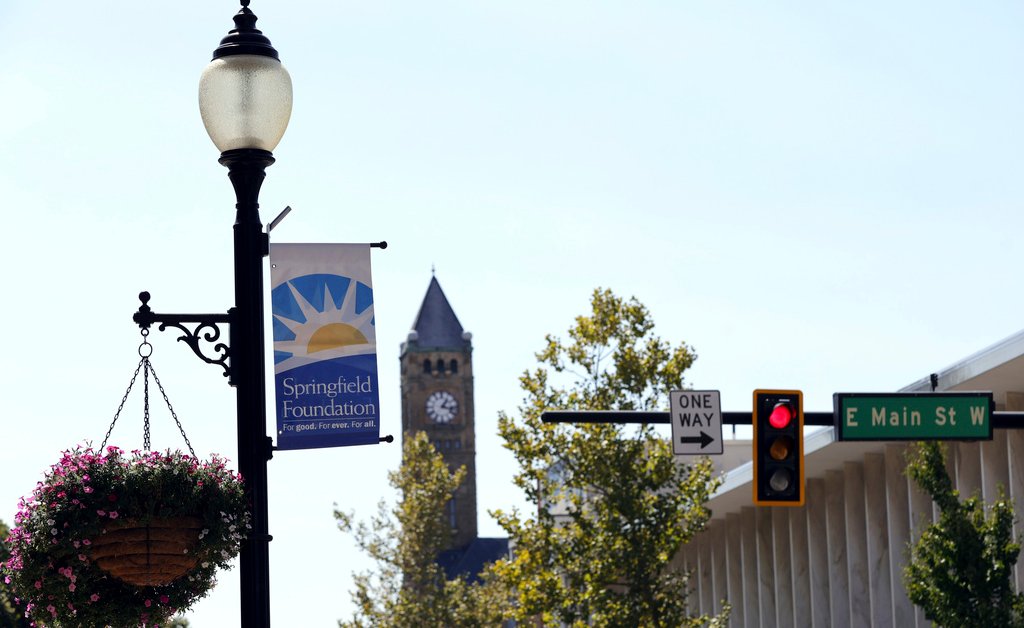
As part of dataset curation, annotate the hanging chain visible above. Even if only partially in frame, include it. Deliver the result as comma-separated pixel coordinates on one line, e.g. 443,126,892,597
101,328,197,458
146,360,196,458
101,356,146,451
143,358,152,450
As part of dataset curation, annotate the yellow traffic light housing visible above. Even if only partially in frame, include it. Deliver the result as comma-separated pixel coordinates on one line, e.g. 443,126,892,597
753,389,804,506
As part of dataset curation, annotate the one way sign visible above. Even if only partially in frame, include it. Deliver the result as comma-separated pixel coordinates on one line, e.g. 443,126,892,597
670,390,723,455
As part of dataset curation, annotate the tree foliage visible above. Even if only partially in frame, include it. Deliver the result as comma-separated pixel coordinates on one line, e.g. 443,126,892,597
493,288,728,627
904,440,1024,627
335,431,507,627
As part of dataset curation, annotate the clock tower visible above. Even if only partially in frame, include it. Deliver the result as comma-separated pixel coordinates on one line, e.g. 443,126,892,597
400,275,477,549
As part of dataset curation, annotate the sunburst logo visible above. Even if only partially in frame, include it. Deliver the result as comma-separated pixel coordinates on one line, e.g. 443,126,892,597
271,273,376,371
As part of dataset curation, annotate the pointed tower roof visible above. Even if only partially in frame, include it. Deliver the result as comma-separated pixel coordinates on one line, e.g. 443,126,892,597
403,276,471,353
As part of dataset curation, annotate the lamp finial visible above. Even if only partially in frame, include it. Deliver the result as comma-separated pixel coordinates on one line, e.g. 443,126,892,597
211,1,280,60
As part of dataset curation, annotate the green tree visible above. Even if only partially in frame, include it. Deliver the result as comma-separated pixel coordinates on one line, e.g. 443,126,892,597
904,440,1024,627
0,520,29,628
336,431,507,627
492,288,728,627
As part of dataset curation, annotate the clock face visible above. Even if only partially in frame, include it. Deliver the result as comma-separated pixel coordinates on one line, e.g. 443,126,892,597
426,391,458,424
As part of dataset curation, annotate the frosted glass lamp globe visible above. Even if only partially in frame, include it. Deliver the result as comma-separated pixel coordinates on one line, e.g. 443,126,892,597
198,54,292,153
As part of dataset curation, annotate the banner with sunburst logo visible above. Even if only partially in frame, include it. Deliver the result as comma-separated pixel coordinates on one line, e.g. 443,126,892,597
269,244,380,450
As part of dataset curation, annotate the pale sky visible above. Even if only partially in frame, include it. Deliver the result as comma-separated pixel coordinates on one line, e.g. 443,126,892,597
2,1,1023,625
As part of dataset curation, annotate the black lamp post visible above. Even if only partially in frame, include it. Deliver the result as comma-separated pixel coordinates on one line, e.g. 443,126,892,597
199,4,290,626
134,2,291,626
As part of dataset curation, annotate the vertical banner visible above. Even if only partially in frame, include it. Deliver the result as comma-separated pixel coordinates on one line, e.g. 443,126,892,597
270,244,380,449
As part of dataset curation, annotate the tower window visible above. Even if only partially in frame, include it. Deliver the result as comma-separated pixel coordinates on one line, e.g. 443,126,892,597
423,359,432,374
449,359,458,374
436,358,445,374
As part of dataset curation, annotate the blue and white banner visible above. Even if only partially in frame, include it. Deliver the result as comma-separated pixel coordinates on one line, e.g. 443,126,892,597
270,244,380,450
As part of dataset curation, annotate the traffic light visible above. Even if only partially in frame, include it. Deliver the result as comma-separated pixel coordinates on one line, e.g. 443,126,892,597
753,389,804,506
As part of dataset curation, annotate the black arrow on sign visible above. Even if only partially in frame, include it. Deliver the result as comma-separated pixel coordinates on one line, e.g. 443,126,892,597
679,431,715,449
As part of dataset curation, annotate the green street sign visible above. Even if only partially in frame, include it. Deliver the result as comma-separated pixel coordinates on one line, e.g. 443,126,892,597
834,392,994,441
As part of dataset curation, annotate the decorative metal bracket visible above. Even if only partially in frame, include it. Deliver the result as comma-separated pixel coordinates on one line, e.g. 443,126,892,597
134,291,233,380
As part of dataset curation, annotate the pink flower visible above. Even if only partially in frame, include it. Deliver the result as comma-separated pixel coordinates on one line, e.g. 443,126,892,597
90,593,100,602
68,583,76,592
109,511,119,519
144,599,152,607
82,539,91,546
96,510,106,517
159,595,169,604
34,581,41,589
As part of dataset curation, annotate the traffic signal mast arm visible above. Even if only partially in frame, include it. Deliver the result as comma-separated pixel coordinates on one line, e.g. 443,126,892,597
541,410,833,425
541,410,1024,428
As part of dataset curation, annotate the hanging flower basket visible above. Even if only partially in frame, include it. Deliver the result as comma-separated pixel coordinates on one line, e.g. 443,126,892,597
1,446,250,627
88,516,204,587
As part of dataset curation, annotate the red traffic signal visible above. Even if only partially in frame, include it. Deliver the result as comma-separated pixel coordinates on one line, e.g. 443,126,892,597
769,403,794,429
753,390,804,507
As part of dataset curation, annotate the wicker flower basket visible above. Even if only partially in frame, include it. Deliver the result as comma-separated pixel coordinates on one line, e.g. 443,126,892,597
3,447,249,626
88,516,203,586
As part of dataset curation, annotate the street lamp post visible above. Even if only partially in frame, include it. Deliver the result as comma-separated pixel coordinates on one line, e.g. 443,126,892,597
134,2,291,626
200,5,291,626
